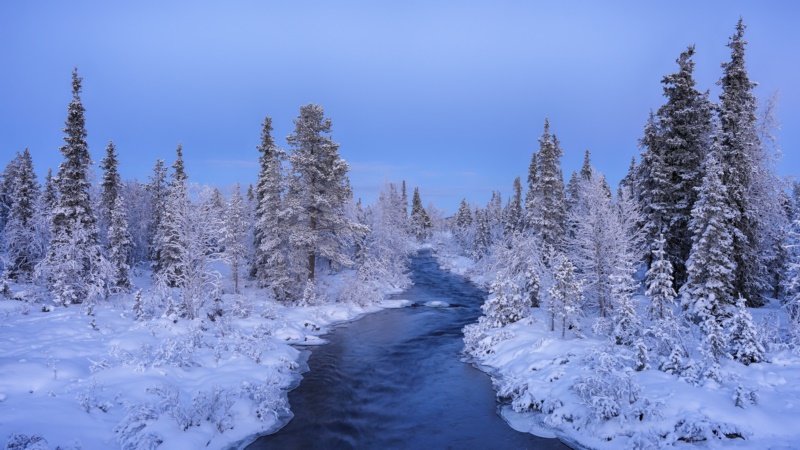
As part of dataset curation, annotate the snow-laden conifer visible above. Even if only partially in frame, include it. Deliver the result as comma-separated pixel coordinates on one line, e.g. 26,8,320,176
548,255,583,338
155,145,189,287
645,233,677,320
99,141,121,243
410,187,432,241
529,119,566,251
222,184,248,294
3,149,40,280
39,69,109,308
285,104,356,287
107,194,132,291
726,295,765,365
481,274,527,328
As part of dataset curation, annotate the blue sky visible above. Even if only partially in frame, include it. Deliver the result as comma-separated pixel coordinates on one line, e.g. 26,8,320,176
1,1,798,213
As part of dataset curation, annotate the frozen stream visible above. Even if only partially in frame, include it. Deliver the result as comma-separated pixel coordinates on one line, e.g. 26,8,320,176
247,249,567,449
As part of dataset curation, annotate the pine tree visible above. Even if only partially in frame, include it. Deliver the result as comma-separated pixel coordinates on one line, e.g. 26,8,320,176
99,141,121,243
530,119,566,251
146,159,168,268
504,177,523,236
223,184,248,294
410,187,432,241
637,111,670,270
251,117,291,300
471,208,490,260
579,149,592,181
155,145,190,287
39,69,109,308
681,150,736,331
454,198,473,248
548,255,583,338
524,151,538,229
726,295,765,365
717,19,764,306
481,274,527,328
3,149,40,280
107,194,132,291
285,104,355,285
645,233,677,320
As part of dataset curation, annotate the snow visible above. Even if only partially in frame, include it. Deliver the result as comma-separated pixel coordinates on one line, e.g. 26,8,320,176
438,251,800,449
0,270,407,449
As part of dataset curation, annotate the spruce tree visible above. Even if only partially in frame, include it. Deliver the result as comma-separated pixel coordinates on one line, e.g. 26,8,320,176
504,176,523,236
3,149,40,280
524,151,538,230
717,19,766,306
155,144,190,287
40,69,108,307
681,150,736,329
726,295,765,365
410,187,432,241
107,194,132,291
99,140,121,243
645,233,677,320
223,184,248,294
548,255,583,338
252,117,291,300
530,119,566,251
285,104,355,285
472,208,490,260
146,159,168,268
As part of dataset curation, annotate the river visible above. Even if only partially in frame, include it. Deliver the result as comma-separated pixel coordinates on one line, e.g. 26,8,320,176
247,249,567,449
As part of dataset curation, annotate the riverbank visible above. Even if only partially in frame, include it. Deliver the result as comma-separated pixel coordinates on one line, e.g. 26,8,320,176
0,269,408,450
432,240,800,450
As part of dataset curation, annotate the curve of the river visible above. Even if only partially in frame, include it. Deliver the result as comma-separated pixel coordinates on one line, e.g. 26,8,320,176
247,249,568,449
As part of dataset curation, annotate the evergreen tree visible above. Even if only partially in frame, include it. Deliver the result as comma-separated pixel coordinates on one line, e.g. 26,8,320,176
726,295,765,365
410,187,432,241
717,19,764,306
579,149,592,181
681,150,736,329
99,140,121,243
39,69,108,307
252,117,291,300
146,159,168,268
401,180,408,218
3,149,40,280
530,119,566,251
548,255,583,338
471,208,491,260
223,184,248,294
481,274,527,328
155,145,190,287
107,194,132,291
637,110,670,270
645,233,677,320
285,104,355,285
504,176,523,236
524,151,538,229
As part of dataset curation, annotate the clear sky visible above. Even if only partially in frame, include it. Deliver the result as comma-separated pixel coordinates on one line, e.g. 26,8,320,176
1,1,798,213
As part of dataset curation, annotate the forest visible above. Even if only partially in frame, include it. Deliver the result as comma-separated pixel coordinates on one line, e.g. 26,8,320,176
1,18,799,450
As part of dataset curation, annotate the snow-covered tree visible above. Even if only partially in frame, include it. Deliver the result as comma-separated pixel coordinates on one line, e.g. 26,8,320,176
99,140,121,243
122,180,152,266
548,255,583,338
39,69,109,308
147,159,168,268
681,150,736,348
717,19,765,306
725,295,765,365
471,208,491,260
285,104,356,286
107,194,132,291
529,119,566,251
454,198,473,249
222,184,248,294
410,187,432,241
645,233,677,320
155,145,190,287
481,274,528,328
504,176,523,236
2,149,40,280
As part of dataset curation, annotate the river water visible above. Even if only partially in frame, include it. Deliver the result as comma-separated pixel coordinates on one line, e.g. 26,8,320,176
247,250,567,449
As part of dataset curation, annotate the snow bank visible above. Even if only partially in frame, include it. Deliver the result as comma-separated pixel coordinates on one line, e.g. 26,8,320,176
435,251,800,449
0,276,406,450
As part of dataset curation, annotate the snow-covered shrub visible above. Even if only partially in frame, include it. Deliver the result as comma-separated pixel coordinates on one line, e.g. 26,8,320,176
75,378,113,413
114,403,162,450
132,290,146,321
462,322,514,356
573,348,640,421
191,385,234,433
241,377,289,422
4,433,48,450
229,295,253,318
757,311,786,352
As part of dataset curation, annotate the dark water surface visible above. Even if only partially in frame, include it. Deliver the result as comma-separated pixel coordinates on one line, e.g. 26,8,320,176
248,250,567,449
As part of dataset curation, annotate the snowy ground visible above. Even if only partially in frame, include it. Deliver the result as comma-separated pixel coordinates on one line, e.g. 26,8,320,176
436,251,800,450
0,270,408,450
